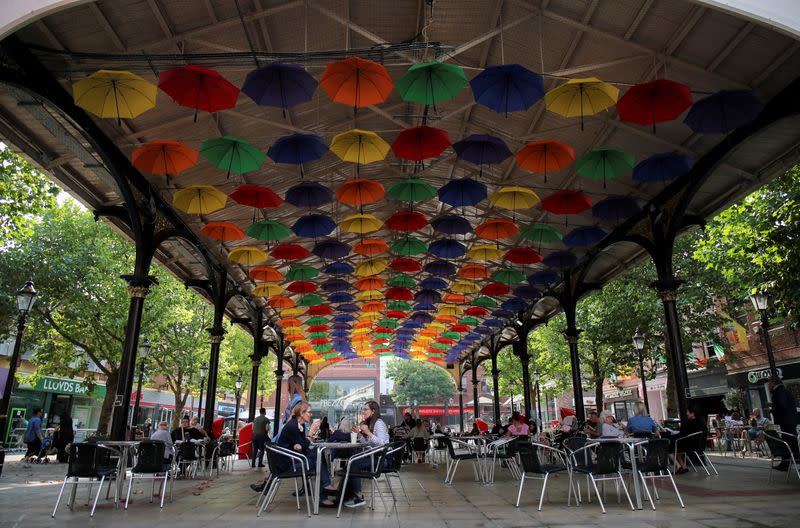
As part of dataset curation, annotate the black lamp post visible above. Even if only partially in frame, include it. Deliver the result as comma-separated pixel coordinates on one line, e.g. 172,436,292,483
632,329,650,414
509,378,515,413
534,370,542,421
750,291,777,377
232,375,243,447
413,399,418,419
131,336,151,432
259,383,265,409
197,362,208,423
0,281,37,447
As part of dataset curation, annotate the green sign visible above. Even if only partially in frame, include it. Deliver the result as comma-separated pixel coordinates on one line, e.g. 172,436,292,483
28,376,106,398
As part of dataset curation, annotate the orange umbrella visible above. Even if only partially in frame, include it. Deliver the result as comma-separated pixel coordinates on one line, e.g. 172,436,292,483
515,140,574,183
336,178,385,207
353,239,389,255
279,317,302,327
249,266,283,282
132,140,198,175
267,296,295,309
355,320,374,329
362,301,386,313
458,263,490,279
355,276,385,290
475,218,519,240
200,221,245,241
436,315,457,324
320,56,393,108
285,333,306,342
443,293,468,304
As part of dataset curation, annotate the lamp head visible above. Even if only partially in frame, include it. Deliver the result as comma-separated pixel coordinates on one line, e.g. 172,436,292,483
234,375,243,391
632,329,645,351
750,291,768,312
16,280,37,313
138,337,151,359
199,362,209,379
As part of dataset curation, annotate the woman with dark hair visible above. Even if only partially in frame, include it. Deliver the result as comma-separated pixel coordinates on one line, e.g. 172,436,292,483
342,400,389,508
53,412,74,463
274,374,308,442
673,404,708,474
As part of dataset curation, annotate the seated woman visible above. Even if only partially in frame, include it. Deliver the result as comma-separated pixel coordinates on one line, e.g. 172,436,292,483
172,415,205,442
409,419,430,463
673,404,707,474
505,412,529,437
341,400,390,508
190,416,210,439
626,402,659,438
599,411,624,438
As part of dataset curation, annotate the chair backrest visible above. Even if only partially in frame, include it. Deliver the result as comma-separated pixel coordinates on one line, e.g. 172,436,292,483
218,440,236,457
764,431,790,458
412,437,428,450
638,438,670,473
178,441,199,461
385,441,405,472
563,436,590,467
366,446,389,476
444,437,457,458
433,436,448,449
133,441,167,473
265,442,304,474
516,441,544,474
594,441,624,475
67,443,114,478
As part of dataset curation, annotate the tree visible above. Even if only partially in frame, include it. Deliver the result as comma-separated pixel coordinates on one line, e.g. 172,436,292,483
385,360,456,405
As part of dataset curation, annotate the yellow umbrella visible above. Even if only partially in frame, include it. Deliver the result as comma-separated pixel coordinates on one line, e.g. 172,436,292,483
545,77,619,130
416,335,433,343
439,304,463,316
173,185,227,214
310,358,325,364
280,307,306,317
281,327,304,336
330,129,390,164
356,289,384,301
352,327,372,336
359,312,381,321
451,280,480,294
72,70,157,122
355,257,388,276
252,283,284,297
228,246,268,266
467,244,504,261
340,213,383,234
489,186,540,211
427,322,446,331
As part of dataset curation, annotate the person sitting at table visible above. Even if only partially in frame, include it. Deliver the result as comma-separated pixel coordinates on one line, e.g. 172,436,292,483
338,400,390,508
151,421,175,460
190,416,210,439
584,411,602,439
506,411,529,437
741,408,769,454
491,421,506,436
673,404,707,474
410,419,430,463
172,415,205,443
599,411,624,438
468,421,481,436
626,403,659,438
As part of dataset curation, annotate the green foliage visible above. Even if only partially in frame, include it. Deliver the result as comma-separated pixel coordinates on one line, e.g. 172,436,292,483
385,360,456,405
0,147,59,244
723,388,746,414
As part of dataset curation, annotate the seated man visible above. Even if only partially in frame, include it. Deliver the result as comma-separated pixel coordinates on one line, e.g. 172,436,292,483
172,415,205,443
584,411,602,439
741,408,769,454
151,421,175,460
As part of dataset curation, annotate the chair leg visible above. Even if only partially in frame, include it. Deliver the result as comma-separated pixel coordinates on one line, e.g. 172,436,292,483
589,476,605,513
638,472,656,511
667,471,685,508
52,476,69,517
125,475,134,509
256,478,277,517
515,473,526,507
384,474,396,503
538,473,550,511
618,472,635,511
160,473,168,508
303,474,312,517
373,478,387,511
293,478,300,510
397,473,411,505
90,476,105,517
336,468,351,518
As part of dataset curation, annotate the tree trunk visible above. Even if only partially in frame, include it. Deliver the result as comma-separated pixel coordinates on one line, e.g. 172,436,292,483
172,391,184,429
96,369,119,435
591,352,603,413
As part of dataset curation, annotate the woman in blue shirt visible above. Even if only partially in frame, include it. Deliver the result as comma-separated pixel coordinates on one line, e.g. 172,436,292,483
626,402,659,438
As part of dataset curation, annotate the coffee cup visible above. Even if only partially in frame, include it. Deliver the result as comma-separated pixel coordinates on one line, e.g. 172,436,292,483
350,432,358,443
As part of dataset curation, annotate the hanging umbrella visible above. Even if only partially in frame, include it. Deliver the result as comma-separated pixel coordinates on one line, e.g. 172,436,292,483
356,290,383,302
387,178,437,203
684,89,762,134
132,140,198,175
515,285,542,300
574,147,635,188
395,60,468,105
616,78,692,130
355,258,389,277
322,278,351,292
490,186,541,211
528,270,560,285
415,290,442,304
271,243,311,260
504,247,543,265
230,185,283,208
285,181,333,207
459,316,480,326
386,211,428,232
425,260,457,277
458,263,490,280
491,268,526,285
543,250,577,269
287,281,318,294
388,276,416,288
633,152,694,183
545,77,619,130
200,221,244,242
200,135,264,177
515,140,574,183
252,283,284,297
481,282,511,296
472,296,497,308
297,293,325,306
313,239,350,260
336,178,385,206
158,65,239,121
228,246,268,266
386,287,413,301
465,306,490,317
308,305,333,315
246,220,291,242
419,276,448,289
286,265,320,281
466,244,504,261
330,129,390,165
325,262,354,275
267,295,294,308
72,70,156,122
320,56,393,108
292,214,336,238
390,258,422,272
451,281,480,294
355,276,385,290
430,215,472,235
250,266,283,282
592,196,641,221
453,134,512,165
391,126,451,161
172,185,227,214
541,190,592,218
242,63,318,109
520,223,563,244
391,236,427,256
475,218,519,240
563,225,608,247
470,64,544,114
353,239,389,255
267,133,327,164
437,178,487,207
428,239,467,259
340,213,383,234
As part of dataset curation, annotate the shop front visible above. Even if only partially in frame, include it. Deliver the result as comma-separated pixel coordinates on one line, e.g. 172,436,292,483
604,387,639,421
726,360,800,415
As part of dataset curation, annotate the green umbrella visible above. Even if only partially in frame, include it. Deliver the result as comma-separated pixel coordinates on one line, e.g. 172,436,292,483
321,351,338,358
286,265,319,281
378,351,395,357
388,178,437,202
391,236,427,257
387,300,412,311
441,331,461,340
377,318,400,328
297,294,324,307
491,268,526,285
574,147,634,188
307,331,327,339
373,333,393,340
459,316,479,326
305,316,329,326
431,343,449,350
471,296,498,308
388,275,417,288
246,219,291,242
200,135,265,177
428,352,445,358
520,223,563,245
395,60,468,105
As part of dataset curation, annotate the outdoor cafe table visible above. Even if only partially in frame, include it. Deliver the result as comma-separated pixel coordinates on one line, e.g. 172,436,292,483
96,440,139,503
453,436,490,483
309,441,364,515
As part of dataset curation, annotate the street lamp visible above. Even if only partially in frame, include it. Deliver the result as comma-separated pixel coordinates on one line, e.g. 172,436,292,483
198,362,209,423
509,378,515,413
259,383,266,409
232,375,243,447
131,337,151,434
632,328,650,414
0,281,37,447
534,370,542,423
750,291,778,377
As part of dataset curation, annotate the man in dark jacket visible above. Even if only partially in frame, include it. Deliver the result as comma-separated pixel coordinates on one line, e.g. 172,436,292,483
769,377,799,470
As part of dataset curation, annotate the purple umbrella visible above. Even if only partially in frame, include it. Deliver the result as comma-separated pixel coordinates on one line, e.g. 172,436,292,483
414,303,438,311
528,270,560,285
242,63,318,108
438,178,488,207
564,225,608,247
322,278,351,292
453,134,512,165
332,323,352,330
328,292,354,303
684,89,762,134
420,277,448,290
492,309,515,319
336,303,359,312
501,298,527,311
474,326,493,335
415,289,442,304
292,213,336,238
314,239,350,260
425,260,457,277
513,285,542,300
285,181,333,207
411,312,434,323
484,318,505,327
268,133,327,164
428,239,467,259
592,196,641,221
431,214,473,235
543,251,577,269
333,314,356,322
633,152,693,183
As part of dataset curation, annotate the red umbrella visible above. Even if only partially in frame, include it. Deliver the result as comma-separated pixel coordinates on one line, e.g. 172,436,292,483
475,218,519,240
616,78,692,131
481,282,511,296
515,140,574,183
387,310,408,319
230,185,283,208
504,247,543,265
271,243,310,260
390,257,423,272
386,211,428,231
450,324,470,333
385,287,413,301
307,325,329,333
541,190,592,220
465,306,489,317
308,305,333,316
374,327,395,334
310,337,329,345
287,281,317,294
475,418,489,433
200,221,245,242
391,125,451,161
560,407,576,419
158,65,239,121
437,338,456,345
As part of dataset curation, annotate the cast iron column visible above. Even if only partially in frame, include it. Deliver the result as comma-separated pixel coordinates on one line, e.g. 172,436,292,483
490,353,501,424
565,328,585,422
515,339,533,420
0,307,32,445
273,367,284,436
472,363,480,421
248,355,261,423
203,328,225,433
652,279,691,422
457,380,465,433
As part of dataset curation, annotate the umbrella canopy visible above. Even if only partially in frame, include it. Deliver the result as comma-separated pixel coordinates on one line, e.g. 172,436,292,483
491,268,526,285
336,178,385,206
322,278,351,292
132,140,198,175
340,213,383,234
72,69,156,121
286,265,320,281
228,246,269,266
437,178,488,207
386,211,428,231
325,262,354,275
504,247,543,265
388,276,416,288
353,239,389,255
453,134,512,165
616,78,692,129
490,186,540,211
246,219,291,242
285,181,333,208
267,295,294,308
321,56,393,108
271,243,311,260
545,77,619,129
475,218,519,240
313,239,350,260
633,152,694,183
390,258,422,272
472,296,497,308
267,133,327,164
391,126,451,161
425,260,457,277
574,147,635,187
291,214,336,238
458,263,490,279
563,225,608,246
514,140,574,183
592,196,641,221
419,277,448,290
431,215,472,235
287,281,318,294
252,283,284,297
241,63,318,109
200,135,264,176
387,178,437,203
230,185,283,208
520,223,563,244
386,287,413,301
390,236,427,256
528,270,560,285
684,89,762,134
541,190,592,215
250,266,283,282
428,239,467,258
513,285,541,300
481,282,510,296
451,280,480,294
200,221,244,242
466,244,504,261
330,129,390,165
355,276,385,291
470,64,545,114
543,250,577,269
173,185,227,214
158,65,239,120
395,60,468,104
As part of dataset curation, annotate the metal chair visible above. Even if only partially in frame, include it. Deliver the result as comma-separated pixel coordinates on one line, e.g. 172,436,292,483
335,445,389,518
568,441,635,514
486,435,521,483
257,443,315,517
52,442,118,517
176,441,201,478
124,440,175,509
429,435,448,467
443,437,484,485
515,441,568,510
673,431,718,475
763,431,800,482
635,438,684,510
381,441,411,505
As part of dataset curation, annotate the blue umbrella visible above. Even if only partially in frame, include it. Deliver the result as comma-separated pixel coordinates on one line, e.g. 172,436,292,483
425,260,457,277
453,134,512,165
438,178,488,207
513,285,541,300
292,213,336,238
331,330,350,338
633,152,693,183
428,239,467,258
336,303,359,312
474,326,493,335
564,225,608,247
464,333,482,341
332,323,351,330
414,303,438,311
313,239,350,260
324,261,353,275
484,318,505,327
528,270,560,285
285,181,333,207
411,312,434,323
328,292,355,303
431,214,473,235
268,133,328,164
333,314,356,322
470,64,545,114
242,63,318,108
592,196,641,221
501,298,527,311
684,89,762,134
415,289,442,304
492,309,515,319
420,277,449,290
543,251,577,269
322,278,351,292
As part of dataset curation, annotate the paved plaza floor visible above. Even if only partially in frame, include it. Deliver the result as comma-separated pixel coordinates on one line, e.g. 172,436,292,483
1,452,799,528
